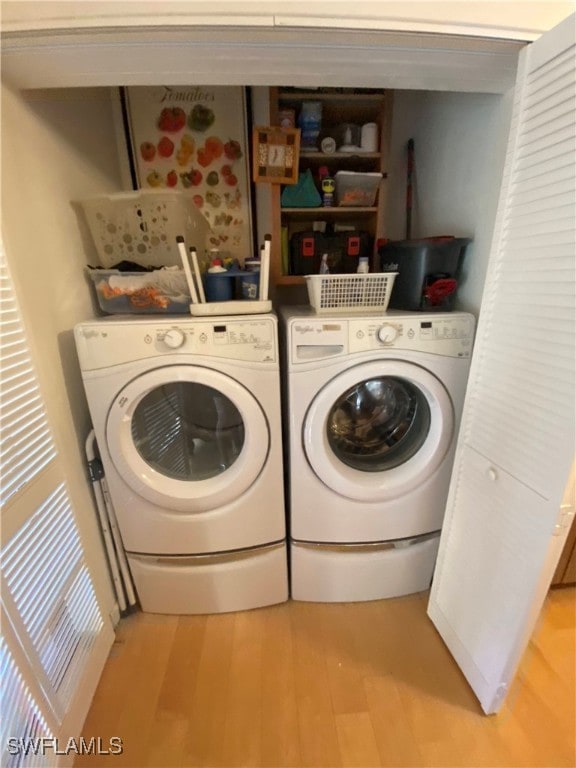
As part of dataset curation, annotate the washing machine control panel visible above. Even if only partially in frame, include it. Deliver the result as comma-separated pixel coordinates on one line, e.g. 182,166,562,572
75,316,277,370
349,314,475,357
289,312,474,363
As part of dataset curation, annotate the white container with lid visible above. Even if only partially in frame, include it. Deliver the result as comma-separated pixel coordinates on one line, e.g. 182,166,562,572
334,171,383,207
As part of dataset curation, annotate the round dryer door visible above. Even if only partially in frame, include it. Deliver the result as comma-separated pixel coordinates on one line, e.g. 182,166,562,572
106,365,269,512
304,360,454,501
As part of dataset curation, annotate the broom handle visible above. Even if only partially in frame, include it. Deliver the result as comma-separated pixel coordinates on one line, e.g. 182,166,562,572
406,138,414,240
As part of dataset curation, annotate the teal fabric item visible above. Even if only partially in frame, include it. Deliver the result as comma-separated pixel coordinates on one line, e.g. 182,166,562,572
281,169,321,208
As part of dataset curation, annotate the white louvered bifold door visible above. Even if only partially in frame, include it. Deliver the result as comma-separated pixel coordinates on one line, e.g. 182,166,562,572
0,245,114,760
428,13,575,715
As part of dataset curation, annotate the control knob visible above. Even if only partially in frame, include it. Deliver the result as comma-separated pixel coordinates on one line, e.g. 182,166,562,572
163,328,185,349
377,324,398,345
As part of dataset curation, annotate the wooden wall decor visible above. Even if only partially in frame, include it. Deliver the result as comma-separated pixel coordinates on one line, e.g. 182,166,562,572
252,127,300,184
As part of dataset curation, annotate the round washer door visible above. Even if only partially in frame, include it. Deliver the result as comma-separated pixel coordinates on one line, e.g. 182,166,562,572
303,360,454,502
106,365,269,512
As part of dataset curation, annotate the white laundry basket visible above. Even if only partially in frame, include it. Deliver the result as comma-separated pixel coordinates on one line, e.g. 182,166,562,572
78,189,211,269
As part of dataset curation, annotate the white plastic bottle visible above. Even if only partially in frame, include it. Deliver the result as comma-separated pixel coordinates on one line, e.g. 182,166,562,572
320,253,330,274
357,256,369,273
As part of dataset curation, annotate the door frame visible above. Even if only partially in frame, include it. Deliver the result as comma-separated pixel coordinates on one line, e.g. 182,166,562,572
1,25,524,94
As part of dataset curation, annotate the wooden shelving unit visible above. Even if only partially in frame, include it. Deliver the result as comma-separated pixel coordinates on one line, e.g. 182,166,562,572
268,87,393,286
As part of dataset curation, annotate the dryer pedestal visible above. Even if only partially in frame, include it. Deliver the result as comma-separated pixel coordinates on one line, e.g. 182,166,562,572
290,535,440,603
129,543,287,615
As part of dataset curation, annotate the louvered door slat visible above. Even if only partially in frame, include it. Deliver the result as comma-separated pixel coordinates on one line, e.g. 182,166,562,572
514,165,574,197
516,121,574,159
517,147,573,180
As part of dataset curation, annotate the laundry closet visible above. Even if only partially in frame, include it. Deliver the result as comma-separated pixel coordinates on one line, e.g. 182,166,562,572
1,6,574,748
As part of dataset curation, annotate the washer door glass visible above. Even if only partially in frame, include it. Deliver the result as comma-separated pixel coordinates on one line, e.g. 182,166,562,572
327,376,431,472
131,382,245,481
106,365,269,512
303,360,454,502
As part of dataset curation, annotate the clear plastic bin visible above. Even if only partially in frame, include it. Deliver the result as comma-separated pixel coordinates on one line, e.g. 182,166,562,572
335,171,382,207
88,269,191,314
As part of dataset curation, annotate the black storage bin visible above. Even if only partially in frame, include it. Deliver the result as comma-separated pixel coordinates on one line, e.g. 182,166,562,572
290,231,373,275
379,236,471,311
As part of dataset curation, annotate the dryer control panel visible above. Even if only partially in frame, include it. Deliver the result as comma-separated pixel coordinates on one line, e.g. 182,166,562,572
75,315,277,370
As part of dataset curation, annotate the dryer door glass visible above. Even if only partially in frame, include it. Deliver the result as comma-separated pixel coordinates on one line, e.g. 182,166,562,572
107,364,270,512
327,377,431,472
131,382,245,481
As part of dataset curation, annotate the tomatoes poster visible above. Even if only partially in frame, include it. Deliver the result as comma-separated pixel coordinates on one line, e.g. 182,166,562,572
125,86,253,262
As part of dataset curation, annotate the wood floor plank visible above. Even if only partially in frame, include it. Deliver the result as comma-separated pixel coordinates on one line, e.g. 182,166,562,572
121,615,179,767
74,614,144,767
335,712,380,767
365,675,425,768
143,716,188,768
142,616,208,767
318,604,370,715
219,610,264,767
291,602,342,767
99,614,178,768
260,605,302,767
155,615,207,717
179,613,235,768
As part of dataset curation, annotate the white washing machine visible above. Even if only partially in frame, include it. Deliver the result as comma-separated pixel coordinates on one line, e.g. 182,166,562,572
281,307,475,602
74,314,288,614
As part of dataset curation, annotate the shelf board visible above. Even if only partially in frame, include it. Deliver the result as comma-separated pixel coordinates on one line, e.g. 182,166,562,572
279,91,384,102
276,275,306,286
281,206,378,215
299,151,381,161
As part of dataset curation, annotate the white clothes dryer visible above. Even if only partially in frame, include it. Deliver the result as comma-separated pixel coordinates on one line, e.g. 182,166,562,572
281,307,475,602
74,314,288,614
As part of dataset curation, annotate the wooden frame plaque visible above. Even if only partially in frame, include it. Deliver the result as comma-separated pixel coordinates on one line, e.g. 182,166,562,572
252,127,300,184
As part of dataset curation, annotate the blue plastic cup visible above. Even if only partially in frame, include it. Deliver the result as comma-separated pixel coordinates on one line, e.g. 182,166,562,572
239,272,260,300
204,272,234,302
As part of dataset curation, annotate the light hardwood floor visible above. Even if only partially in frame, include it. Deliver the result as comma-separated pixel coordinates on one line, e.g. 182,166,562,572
75,588,575,768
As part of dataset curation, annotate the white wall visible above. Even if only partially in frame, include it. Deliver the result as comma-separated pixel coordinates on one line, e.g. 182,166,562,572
1,83,125,616
386,89,514,315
